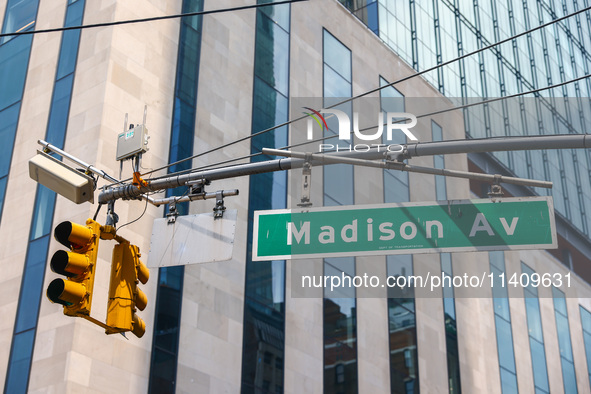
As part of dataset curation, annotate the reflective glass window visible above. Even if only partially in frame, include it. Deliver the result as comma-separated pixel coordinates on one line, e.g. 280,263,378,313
387,253,419,394
4,330,35,394
14,236,49,333
1,0,38,42
580,306,591,385
0,103,20,177
495,316,516,374
491,252,518,393
322,28,357,394
241,2,289,393
500,367,519,394
255,13,289,96
45,75,74,148
553,287,578,393
149,1,203,392
5,1,74,392
323,30,351,82
524,297,543,342
530,339,549,393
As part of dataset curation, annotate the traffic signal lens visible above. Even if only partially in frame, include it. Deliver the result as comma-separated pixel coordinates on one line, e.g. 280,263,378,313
50,250,89,277
54,221,93,250
131,314,146,338
47,278,86,306
137,260,149,284
135,288,147,311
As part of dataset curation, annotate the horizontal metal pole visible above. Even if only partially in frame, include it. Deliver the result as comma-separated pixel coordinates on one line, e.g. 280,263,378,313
264,148,388,168
38,139,120,184
150,189,239,206
267,149,553,189
405,134,591,158
98,149,388,203
393,163,553,188
99,135,586,203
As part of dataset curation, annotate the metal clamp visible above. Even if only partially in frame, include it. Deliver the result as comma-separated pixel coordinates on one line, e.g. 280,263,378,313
167,202,178,224
187,178,210,196
297,153,313,208
105,201,119,227
213,191,226,219
488,175,505,199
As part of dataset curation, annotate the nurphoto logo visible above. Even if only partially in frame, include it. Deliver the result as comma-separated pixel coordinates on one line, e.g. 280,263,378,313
303,107,418,152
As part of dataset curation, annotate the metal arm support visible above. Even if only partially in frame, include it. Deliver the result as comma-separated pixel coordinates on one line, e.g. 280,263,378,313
39,139,158,206
264,148,553,189
97,148,395,204
38,139,120,184
98,135,589,203
403,134,591,158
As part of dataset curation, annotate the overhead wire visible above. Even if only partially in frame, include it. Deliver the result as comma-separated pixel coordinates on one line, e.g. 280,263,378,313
0,0,309,38
141,71,591,181
119,4,591,182
294,73,591,151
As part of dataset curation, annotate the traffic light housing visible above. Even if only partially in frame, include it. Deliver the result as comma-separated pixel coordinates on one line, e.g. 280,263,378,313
107,242,149,338
46,219,101,316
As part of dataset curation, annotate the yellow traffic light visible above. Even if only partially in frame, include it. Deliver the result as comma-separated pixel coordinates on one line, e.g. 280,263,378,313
106,242,149,338
46,219,101,316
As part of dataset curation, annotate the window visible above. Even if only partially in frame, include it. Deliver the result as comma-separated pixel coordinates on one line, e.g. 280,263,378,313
323,29,358,394
148,1,203,392
521,263,549,394
579,306,591,386
387,254,418,394
241,2,290,392
553,287,577,394
442,253,461,394
1,0,38,43
5,2,83,392
490,251,518,393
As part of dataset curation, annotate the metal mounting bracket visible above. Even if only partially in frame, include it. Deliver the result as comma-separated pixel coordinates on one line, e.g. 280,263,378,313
297,153,313,208
187,178,210,196
488,175,505,199
213,191,226,219
167,202,178,224
106,201,119,227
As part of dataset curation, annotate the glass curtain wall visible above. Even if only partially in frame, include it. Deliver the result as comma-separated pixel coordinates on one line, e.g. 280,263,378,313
381,77,419,394
241,1,290,393
339,0,591,240
322,29,358,394
433,120,462,394
148,1,203,392
0,0,40,224
4,1,84,393
552,287,578,393
521,263,550,394
580,305,591,386
490,251,518,393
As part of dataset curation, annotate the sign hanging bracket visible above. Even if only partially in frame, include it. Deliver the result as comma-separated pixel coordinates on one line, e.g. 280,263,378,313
214,191,226,219
167,202,178,224
297,153,313,208
488,175,505,199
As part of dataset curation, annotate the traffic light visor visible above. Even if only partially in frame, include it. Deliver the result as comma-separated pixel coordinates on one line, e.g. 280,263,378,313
132,314,146,338
50,250,89,276
137,260,149,284
47,278,86,306
54,221,93,250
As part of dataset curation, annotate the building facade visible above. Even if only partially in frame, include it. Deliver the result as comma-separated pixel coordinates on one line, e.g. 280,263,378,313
1,0,591,393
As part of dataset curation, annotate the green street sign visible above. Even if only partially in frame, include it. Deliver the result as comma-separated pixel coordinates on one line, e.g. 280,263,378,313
252,197,556,261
